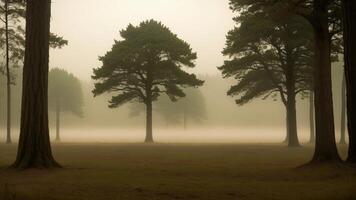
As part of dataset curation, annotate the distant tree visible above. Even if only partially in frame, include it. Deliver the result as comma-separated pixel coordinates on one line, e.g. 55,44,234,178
49,68,84,142
93,20,204,143
0,0,68,144
12,0,60,169
342,0,356,163
219,8,313,147
130,88,206,129
157,88,206,129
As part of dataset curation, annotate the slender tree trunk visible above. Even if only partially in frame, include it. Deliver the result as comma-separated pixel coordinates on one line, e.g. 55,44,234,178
309,1,341,163
309,91,315,143
5,0,12,144
343,0,356,164
283,116,290,143
11,0,60,169
55,102,61,142
145,100,153,143
340,74,347,144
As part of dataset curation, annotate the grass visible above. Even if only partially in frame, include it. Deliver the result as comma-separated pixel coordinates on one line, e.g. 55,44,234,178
0,143,355,200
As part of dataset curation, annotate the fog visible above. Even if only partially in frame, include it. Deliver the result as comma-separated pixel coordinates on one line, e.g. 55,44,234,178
0,0,346,144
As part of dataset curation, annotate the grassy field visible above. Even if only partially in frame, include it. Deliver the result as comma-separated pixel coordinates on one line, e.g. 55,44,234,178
0,143,355,200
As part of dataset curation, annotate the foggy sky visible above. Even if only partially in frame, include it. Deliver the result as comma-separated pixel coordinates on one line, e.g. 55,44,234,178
50,0,235,80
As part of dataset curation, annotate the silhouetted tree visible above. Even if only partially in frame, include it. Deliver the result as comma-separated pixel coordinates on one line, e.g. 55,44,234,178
49,68,84,142
12,0,60,169
342,0,356,163
0,0,67,144
220,4,314,147
92,20,204,143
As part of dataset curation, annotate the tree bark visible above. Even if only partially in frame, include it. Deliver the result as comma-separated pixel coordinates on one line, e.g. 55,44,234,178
309,91,315,143
5,0,12,144
145,100,154,143
11,0,60,169
286,95,300,147
55,101,61,142
343,0,356,163
309,1,341,163
340,74,347,144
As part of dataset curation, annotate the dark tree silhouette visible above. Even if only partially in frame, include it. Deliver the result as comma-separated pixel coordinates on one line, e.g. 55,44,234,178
309,90,315,143
0,0,67,144
49,68,84,142
92,20,204,143
12,0,60,169
342,0,356,163
220,4,314,147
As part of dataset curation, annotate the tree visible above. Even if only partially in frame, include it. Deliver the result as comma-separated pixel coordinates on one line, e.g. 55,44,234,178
0,0,67,144
93,20,204,143
49,68,84,142
130,88,206,129
220,4,313,147
11,0,60,169
342,0,356,163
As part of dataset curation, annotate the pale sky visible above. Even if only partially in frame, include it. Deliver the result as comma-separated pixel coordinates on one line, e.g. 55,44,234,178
49,0,235,80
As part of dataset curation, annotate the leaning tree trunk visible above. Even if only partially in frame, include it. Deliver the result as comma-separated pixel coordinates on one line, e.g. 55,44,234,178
55,102,61,142
309,91,315,143
12,0,60,169
340,74,347,144
343,0,356,164
5,0,12,144
309,1,341,163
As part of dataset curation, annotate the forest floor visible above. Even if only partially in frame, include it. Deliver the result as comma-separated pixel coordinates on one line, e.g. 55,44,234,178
0,143,355,200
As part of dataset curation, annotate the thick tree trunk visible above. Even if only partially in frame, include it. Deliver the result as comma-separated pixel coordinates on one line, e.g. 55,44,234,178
145,100,154,143
286,92,300,147
340,75,347,144
309,91,315,143
309,1,341,163
343,0,356,164
283,116,290,144
55,102,61,142
5,0,12,144
11,0,60,169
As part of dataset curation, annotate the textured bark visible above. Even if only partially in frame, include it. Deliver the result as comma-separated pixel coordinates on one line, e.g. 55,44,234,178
343,0,356,163
309,91,315,143
11,0,60,169
340,75,347,144
55,102,61,142
5,0,12,144
310,1,341,163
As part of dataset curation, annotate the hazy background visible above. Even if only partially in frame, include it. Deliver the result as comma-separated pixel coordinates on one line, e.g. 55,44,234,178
0,0,346,143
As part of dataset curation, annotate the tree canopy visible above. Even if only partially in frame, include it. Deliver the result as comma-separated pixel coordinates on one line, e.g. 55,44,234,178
49,68,84,117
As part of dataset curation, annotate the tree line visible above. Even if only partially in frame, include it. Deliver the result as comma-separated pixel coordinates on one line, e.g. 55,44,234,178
0,0,355,168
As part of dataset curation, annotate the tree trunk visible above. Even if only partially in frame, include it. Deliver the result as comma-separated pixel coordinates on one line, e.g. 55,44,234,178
11,0,60,169
340,74,347,144
309,1,341,163
145,100,154,143
55,102,61,142
343,0,356,164
309,91,315,143
286,91,300,147
283,116,290,143
5,0,12,144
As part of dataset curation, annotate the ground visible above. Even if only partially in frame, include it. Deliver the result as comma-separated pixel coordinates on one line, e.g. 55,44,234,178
0,143,355,200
